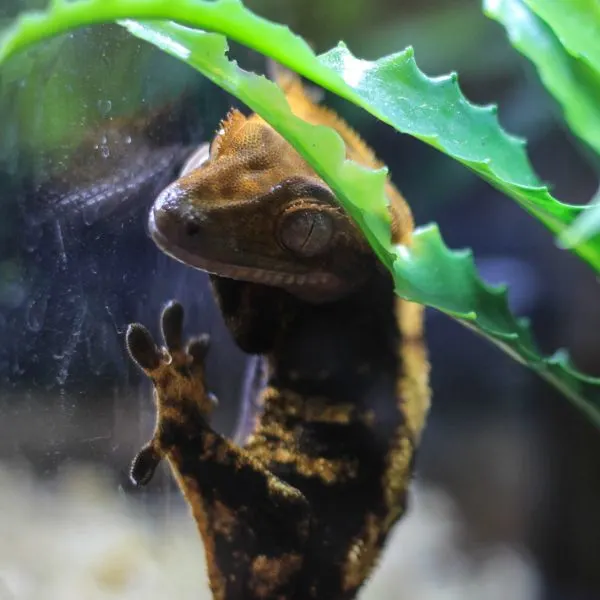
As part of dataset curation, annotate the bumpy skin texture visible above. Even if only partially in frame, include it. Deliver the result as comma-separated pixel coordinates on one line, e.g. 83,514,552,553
126,71,431,600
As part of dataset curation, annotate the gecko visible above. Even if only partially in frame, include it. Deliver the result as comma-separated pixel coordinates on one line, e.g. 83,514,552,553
125,67,431,600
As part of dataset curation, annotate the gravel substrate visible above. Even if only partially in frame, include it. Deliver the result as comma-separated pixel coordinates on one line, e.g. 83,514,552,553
0,463,540,600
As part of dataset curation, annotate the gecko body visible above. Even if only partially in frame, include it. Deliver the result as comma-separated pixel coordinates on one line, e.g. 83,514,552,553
126,70,430,600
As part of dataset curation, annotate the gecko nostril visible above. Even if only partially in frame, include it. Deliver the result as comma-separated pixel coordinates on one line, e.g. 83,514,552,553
185,222,201,237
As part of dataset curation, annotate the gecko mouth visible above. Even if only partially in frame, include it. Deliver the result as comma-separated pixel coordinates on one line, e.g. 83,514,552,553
148,208,342,290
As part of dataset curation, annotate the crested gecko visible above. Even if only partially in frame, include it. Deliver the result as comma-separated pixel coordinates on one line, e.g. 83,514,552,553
125,68,431,600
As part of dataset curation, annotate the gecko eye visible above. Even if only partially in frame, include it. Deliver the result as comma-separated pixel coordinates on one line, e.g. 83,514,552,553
278,208,333,257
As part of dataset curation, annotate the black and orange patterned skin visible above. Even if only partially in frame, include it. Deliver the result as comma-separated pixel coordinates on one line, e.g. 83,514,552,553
125,71,431,600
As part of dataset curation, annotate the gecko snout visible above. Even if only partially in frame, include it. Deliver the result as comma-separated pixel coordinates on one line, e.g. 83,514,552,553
149,182,208,251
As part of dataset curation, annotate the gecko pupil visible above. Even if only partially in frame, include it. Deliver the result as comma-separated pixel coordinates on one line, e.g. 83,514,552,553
279,209,333,257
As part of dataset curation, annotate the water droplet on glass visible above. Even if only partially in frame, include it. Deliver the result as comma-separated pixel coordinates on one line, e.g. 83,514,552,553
124,135,132,145
95,134,111,158
97,99,112,116
26,295,48,332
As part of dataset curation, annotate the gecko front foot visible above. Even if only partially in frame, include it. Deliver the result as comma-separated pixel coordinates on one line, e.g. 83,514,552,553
126,301,312,599
126,300,217,486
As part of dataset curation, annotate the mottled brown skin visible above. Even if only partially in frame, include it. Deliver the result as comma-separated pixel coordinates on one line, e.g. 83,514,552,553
126,71,431,600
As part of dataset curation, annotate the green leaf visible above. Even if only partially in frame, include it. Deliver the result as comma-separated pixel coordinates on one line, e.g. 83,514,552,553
562,204,600,248
1,0,599,270
524,0,600,75
1,0,600,425
560,188,600,249
316,42,600,267
484,0,600,267
484,0,600,159
404,226,600,427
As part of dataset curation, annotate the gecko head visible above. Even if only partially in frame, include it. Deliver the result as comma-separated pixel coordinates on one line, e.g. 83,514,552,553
149,172,378,301
148,111,384,302
148,137,382,301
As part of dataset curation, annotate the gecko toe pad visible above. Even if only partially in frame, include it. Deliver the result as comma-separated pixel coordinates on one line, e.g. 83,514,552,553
126,323,161,371
130,442,162,487
161,300,185,354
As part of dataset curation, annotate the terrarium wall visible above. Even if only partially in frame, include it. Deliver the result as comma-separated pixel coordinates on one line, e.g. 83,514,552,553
0,1,599,599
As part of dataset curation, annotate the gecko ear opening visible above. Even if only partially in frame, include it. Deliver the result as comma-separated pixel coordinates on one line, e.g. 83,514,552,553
277,207,334,257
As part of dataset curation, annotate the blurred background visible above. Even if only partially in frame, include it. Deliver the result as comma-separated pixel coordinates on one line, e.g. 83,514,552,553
0,1,599,599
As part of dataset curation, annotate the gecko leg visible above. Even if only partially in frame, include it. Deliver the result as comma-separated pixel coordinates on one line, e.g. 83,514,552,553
126,300,215,486
126,301,311,600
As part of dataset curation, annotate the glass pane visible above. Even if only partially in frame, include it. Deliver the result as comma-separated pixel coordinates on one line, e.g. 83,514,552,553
1,2,599,599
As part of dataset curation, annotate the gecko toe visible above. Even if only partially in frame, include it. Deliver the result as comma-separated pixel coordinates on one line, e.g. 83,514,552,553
161,300,185,353
126,324,161,371
187,334,211,366
130,443,162,486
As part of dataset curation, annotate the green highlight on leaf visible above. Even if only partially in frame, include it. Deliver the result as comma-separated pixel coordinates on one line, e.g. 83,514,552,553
1,0,600,426
523,0,600,76
560,189,600,249
484,0,600,269
484,0,600,159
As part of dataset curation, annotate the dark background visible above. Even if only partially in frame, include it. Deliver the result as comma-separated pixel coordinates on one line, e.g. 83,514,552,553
0,1,598,599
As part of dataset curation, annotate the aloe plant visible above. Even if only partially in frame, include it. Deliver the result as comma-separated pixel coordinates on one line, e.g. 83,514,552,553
1,0,599,426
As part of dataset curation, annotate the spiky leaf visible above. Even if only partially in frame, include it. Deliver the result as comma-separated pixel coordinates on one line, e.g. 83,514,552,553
485,0,600,159
524,0,600,75
561,194,600,249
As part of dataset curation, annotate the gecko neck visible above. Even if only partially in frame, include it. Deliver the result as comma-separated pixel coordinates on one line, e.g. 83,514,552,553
266,264,399,408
